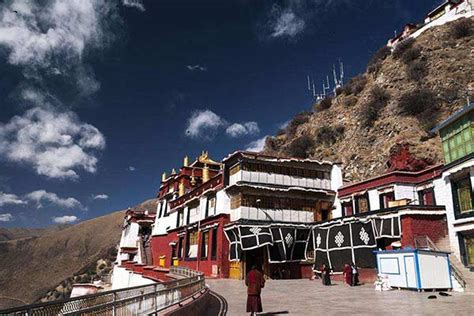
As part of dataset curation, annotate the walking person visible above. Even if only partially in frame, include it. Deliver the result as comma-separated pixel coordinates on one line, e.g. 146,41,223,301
321,263,331,286
351,262,359,286
246,265,265,315
343,263,353,287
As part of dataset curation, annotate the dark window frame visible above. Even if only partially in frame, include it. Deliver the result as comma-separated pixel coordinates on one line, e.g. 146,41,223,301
379,191,395,209
200,230,209,260
451,174,474,219
211,227,218,260
417,188,436,206
355,193,370,214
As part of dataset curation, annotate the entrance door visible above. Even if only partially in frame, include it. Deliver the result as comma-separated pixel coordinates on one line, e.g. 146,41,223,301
465,236,474,267
404,255,417,288
245,247,267,276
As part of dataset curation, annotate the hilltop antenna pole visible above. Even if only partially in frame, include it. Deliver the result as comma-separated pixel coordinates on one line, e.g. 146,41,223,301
339,60,344,86
307,75,311,91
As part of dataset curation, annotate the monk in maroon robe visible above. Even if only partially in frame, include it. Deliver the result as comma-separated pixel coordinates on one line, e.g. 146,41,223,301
343,263,352,286
246,265,265,314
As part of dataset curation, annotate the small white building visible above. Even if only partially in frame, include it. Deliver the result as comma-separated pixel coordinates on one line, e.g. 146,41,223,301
375,249,452,290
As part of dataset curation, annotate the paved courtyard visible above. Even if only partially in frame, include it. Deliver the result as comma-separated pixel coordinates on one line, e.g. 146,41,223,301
206,278,474,315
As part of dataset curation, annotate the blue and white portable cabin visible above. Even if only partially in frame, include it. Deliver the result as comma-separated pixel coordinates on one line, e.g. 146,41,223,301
374,249,452,291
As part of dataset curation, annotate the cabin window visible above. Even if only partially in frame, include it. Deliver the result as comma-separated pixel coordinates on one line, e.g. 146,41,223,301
451,175,474,217
418,188,435,206
379,192,395,209
355,194,370,213
200,231,209,259
342,201,353,216
211,227,218,260
186,231,198,259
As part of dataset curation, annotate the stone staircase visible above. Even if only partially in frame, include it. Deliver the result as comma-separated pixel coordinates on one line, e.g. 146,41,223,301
432,236,474,292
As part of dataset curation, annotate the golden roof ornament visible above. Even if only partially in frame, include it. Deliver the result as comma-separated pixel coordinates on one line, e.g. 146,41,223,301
161,172,167,182
171,168,177,175
198,150,220,165
183,155,189,167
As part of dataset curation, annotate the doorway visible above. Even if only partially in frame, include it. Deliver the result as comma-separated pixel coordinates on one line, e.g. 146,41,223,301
244,247,268,276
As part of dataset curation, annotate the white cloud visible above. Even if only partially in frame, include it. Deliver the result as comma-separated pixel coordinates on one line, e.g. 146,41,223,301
128,166,136,171
185,110,226,139
0,0,120,97
271,10,305,38
0,107,105,179
25,190,84,210
186,64,207,71
52,215,78,224
93,194,108,200
0,213,13,222
0,192,27,206
226,122,260,138
122,0,145,12
245,136,268,152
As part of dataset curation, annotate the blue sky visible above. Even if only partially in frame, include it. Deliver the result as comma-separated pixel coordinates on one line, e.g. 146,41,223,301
0,0,440,227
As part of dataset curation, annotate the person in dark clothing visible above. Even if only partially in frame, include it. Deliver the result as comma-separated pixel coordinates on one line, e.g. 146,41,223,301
351,262,359,286
246,265,265,315
321,263,331,286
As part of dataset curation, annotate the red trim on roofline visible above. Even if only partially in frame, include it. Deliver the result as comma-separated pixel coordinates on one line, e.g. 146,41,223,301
338,165,443,198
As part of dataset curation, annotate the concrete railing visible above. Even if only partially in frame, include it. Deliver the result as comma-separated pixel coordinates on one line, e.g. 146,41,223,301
0,267,205,316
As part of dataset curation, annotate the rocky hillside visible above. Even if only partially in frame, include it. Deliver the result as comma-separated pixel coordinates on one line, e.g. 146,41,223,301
0,198,158,309
264,18,474,183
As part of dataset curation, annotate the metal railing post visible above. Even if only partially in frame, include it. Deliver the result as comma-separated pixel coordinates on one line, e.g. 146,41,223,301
154,284,158,313
112,292,117,316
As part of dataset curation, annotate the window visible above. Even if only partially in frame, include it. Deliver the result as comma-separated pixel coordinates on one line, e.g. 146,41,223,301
206,196,216,217
211,227,218,260
186,231,198,258
229,164,241,176
451,175,474,217
177,236,184,259
379,192,395,209
230,194,242,209
342,201,353,216
418,188,435,206
200,231,209,259
158,202,163,218
440,112,474,164
355,194,370,213
463,235,474,267
176,209,184,227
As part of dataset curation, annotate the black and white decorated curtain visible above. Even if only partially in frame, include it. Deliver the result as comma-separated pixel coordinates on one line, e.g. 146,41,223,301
238,226,273,250
372,216,401,239
312,220,377,272
224,227,242,261
224,224,311,262
267,227,310,263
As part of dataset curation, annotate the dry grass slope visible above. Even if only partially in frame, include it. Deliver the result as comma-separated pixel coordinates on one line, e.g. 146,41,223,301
264,18,474,182
0,198,158,309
